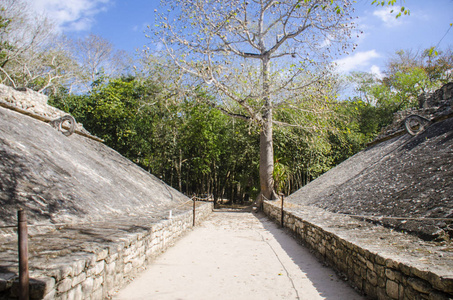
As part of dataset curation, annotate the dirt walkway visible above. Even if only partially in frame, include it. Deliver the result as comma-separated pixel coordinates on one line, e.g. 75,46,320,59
112,211,364,300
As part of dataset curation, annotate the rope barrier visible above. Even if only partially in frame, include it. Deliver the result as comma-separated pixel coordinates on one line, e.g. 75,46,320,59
0,216,166,230
262,199,453,221
348,215,453,222
0,199,210,230
7,196,447,229
173,198,196,209
0,225,18,229
191,194,214,202
0,195,216,230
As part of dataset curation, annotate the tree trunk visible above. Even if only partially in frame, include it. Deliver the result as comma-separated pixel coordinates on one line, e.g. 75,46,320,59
186,169,190,195
258,56,278,207
177,149,182,192
259,116,277,200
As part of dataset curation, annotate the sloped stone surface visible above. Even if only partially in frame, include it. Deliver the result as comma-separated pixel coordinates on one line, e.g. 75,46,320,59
287,117,453,240
0,106,188,236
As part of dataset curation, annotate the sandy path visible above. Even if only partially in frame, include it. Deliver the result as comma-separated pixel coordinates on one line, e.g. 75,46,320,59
113,211,364,300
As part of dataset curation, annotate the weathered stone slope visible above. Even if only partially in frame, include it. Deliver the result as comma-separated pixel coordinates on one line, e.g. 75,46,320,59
0,85,212,299
287,116,453,240
0,105,188,233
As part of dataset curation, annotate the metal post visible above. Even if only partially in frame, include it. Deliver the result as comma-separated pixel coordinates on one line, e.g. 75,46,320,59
193,198,196,226
280,194,284,228
18,209,29,300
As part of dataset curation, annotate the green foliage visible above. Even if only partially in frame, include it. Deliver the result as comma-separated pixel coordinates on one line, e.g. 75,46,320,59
48,43,450,203
271,97,379,196
268,45,452,196
341,46,453,168
371,0,410,18
349,47,452,121
50,77,260,202
51,77,156,159
0,7,13,70
373,67,430,110
271,94,339,195
273,126,331,195
328,98,387,162
51,73,380,200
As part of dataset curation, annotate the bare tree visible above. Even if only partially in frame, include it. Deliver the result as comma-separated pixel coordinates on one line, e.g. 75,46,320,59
72,34,133,90
0,0,77,94
151,0,356,202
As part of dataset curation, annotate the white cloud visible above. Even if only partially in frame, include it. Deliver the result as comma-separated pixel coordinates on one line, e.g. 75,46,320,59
372,6,403,27
334,50,381,73
370,65,384,79
26,0,111,32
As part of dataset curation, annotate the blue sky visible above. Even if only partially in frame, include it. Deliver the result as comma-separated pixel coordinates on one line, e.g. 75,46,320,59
28,0,453,78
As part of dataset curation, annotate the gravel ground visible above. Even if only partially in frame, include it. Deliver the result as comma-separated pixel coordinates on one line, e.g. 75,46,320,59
112,210,364,300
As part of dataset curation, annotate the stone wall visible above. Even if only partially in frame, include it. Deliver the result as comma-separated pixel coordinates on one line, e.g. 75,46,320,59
0,84,64,120
0,202,213,300
263,201,453,300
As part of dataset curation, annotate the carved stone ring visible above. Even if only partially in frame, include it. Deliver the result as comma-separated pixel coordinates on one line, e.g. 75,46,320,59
50,115,76,136
404,114,430,136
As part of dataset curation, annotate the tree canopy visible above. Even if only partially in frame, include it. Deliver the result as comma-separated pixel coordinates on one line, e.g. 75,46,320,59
0,0,132,95
16,0,451,206
152,0,357,202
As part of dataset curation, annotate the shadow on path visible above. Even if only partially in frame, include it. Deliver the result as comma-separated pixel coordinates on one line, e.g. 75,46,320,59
113,210,364,300
252,212,364,300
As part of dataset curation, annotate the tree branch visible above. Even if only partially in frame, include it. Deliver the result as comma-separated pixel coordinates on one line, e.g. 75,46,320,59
272,119,317,130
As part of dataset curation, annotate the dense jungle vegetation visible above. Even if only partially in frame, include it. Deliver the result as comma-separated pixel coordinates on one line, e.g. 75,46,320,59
1,0,452,203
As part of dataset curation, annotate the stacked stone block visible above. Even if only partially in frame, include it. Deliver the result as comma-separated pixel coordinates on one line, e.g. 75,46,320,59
0,202,212,299
263,201,453,300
